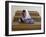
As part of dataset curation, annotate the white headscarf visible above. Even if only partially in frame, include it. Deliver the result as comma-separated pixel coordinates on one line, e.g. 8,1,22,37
25,9,31,19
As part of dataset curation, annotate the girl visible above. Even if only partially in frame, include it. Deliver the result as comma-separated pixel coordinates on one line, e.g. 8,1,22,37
19,9,34,24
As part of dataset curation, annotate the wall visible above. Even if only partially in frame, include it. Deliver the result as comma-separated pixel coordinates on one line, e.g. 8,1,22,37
11,6,41,19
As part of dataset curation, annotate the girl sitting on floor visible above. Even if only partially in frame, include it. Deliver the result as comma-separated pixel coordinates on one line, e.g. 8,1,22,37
19,9,34,24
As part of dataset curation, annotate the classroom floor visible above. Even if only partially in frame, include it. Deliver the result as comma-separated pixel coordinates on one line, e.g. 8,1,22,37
12,22,41,31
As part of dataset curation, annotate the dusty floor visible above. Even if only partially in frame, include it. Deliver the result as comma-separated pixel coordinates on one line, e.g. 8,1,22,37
12,21,41,31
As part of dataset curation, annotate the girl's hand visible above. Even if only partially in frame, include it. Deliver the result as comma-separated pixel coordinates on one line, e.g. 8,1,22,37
18,19,21,22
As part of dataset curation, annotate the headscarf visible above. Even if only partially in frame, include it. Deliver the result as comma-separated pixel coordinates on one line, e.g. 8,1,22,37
25,9,31,19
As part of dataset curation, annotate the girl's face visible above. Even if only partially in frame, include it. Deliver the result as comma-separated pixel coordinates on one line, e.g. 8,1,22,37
22,12,26,17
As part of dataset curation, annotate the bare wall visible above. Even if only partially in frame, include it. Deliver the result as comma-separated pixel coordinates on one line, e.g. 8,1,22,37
11,6,42,20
